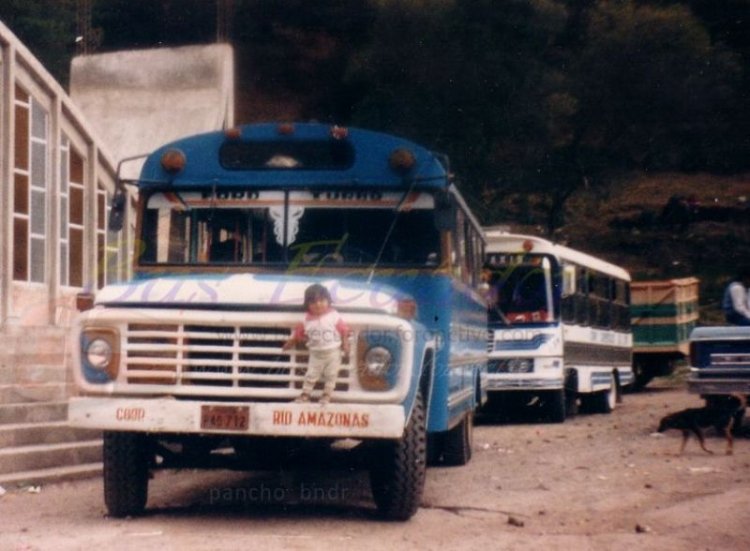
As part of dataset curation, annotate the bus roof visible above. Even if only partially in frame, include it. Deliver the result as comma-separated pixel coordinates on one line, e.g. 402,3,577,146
484,230,631,281
136,123,450,190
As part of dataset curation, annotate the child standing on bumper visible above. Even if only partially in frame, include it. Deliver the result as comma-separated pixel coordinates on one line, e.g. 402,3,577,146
284,284,350,405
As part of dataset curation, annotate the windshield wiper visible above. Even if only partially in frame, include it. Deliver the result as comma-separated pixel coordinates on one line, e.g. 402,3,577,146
366,178,419,284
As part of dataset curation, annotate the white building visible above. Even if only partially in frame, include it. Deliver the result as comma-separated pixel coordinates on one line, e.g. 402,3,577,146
1,20,132,368
0,20,234,486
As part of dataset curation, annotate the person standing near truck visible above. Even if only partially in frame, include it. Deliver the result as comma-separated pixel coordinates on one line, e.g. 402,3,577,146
722,268,750,325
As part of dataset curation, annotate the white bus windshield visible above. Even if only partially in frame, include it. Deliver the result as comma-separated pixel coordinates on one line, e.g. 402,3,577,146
486,260,554,324
139,190,441,267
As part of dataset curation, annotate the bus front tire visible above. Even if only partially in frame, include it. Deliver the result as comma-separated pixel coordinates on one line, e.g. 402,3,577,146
546,389,567,423
369,392,427,521
103,431,150,518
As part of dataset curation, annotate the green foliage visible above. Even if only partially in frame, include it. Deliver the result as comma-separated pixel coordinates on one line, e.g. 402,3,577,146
573,2,742,171
1,0,747,233
231,0,375,120
348,0,569,221
0,0,77,85
92,0,215,50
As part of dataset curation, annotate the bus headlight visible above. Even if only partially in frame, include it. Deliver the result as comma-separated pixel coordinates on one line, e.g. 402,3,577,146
86,339,112,369
81,328,120,383
508,359,533,373
357,331,401,391
488,358,534,373
364,346,392,377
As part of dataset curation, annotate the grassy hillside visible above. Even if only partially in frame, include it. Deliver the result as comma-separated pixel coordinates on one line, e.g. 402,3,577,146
495,172,750,324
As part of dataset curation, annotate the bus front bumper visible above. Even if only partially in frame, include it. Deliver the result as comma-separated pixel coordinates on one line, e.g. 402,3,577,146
485,377,563,391
68,397,406,439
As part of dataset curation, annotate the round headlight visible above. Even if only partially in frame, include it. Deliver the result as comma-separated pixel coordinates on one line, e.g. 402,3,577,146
509,359,533,373
364,346,392,377
86,338,113,369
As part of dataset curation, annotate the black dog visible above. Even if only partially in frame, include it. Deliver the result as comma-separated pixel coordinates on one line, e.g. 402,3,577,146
657,394,747,455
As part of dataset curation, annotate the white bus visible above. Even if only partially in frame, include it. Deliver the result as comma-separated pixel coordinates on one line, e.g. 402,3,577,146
483,230,633,422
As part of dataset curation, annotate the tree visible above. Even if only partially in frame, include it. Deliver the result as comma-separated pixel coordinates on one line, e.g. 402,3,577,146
230,0,375,122
348,0,568,223
92,0,215,51
4,0,746,234
655,0,750,170
570,2,743,171
513,0,745,233
0,0,78,86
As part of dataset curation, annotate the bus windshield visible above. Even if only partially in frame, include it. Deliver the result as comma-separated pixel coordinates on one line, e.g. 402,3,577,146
486,260,554,325
139,189,441,267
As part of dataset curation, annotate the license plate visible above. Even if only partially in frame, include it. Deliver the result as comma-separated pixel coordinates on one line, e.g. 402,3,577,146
200,405,250,431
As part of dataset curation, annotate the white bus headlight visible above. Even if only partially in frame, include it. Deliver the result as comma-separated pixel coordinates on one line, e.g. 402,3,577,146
356,331,401,391
86,338,112,368
81,328,120,382
490,358,534,373
364,346,392,377
508,358,534,373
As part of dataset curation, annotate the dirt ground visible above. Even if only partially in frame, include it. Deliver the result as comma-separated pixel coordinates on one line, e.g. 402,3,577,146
1,379,749,550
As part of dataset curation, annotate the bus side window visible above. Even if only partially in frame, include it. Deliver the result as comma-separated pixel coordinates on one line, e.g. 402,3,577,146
471,230,483,288
452,209,471,284
462,216,471,284
591,275,601,328
561,265,576,322
614,280,630,330
576,268,590,326
590,275,610,329
600,277,613,328
468,225,486,289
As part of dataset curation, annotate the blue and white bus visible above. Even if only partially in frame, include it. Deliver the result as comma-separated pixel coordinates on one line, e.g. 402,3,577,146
484,230,633,422
68,123,487,520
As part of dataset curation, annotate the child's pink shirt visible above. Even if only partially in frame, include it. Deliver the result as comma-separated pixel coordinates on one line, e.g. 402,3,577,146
292,307,349,351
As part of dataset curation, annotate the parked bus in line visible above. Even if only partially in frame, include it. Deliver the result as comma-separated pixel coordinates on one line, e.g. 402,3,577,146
483,229,633,422
68,123,488,520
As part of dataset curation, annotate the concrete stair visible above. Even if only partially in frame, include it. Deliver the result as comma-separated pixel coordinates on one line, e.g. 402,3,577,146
0,328,103,489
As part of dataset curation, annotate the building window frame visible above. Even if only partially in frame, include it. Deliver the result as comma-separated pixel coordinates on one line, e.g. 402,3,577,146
13,85,49,284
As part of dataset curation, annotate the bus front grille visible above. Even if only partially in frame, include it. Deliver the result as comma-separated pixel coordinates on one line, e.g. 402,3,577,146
123,323,350,391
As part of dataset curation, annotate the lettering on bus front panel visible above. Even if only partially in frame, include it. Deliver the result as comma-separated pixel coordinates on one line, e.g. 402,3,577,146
202,190,261,200
309,191,383,201
116,407,146,422
272,409,370,428
149,191,433,209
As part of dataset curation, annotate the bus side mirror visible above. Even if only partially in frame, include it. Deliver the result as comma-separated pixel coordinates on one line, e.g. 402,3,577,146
108,187,127,232
562,265,576,297
433,191,456,231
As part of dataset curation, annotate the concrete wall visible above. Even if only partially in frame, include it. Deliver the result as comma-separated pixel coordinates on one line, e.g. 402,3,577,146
70,43,234,179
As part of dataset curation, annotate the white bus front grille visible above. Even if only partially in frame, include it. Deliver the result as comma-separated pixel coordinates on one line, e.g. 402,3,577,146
124,323,352,391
